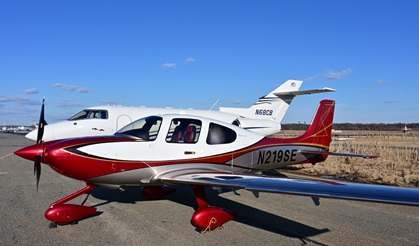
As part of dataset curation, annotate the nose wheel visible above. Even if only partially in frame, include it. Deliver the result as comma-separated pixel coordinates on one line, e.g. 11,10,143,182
49,220,78,228
45,184,97,227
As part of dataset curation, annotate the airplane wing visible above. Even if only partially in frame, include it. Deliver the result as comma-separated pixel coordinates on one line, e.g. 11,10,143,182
160,171,419,206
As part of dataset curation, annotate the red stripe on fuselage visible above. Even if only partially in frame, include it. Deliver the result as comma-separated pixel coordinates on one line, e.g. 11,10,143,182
44,135,327,182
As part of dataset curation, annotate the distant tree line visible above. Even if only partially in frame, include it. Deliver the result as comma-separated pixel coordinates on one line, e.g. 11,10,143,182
281,123,419,131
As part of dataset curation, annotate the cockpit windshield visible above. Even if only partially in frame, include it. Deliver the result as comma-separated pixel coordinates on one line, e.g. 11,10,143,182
68,109,108,120
115,116,162,141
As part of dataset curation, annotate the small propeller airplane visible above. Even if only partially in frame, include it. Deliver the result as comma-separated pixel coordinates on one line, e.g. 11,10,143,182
25,79,335,141
401,125,412,133
15,99,419,232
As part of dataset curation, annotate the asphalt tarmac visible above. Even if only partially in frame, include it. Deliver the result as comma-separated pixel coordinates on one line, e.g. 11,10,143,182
1,133,418,246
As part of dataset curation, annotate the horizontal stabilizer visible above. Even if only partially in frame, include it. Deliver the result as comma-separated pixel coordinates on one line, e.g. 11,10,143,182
332,137,353,141
274,87,336,97
299,150,379,159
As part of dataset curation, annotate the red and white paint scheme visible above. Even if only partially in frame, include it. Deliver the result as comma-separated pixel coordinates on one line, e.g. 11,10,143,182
25,79,335,141
402,125,412,133
15,100,419,231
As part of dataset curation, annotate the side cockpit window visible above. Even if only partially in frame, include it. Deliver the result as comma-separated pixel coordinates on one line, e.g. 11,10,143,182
206,123,237,145
116,116,162,141
88,110,108,119
68,110,89,121
166,118,201,144
68,110,108,120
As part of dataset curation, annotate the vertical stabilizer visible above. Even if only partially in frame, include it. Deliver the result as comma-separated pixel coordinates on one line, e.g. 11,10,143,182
285,100,335,149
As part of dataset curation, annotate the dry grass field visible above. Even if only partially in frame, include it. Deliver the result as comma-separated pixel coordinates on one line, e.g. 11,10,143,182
275,131,419,187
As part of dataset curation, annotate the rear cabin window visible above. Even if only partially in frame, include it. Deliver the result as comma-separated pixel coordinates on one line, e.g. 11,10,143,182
166,118,201,144
68,110,108,120
206,123,237,145
116,116,162,141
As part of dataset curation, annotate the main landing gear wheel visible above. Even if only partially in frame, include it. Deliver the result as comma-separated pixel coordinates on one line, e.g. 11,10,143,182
190,185,237,233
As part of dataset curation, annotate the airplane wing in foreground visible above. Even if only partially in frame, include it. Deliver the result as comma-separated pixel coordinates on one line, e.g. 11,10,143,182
160,172,419,206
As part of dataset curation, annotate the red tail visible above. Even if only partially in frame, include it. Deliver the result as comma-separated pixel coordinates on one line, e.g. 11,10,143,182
282,100,335,149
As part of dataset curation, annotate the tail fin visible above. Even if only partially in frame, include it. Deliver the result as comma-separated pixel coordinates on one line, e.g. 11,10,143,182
219,79,335,123
284,100,335,149
219,79,303,122
288,100,378,159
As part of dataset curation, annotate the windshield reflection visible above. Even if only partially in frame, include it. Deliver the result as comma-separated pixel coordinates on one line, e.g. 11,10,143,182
116,116,162,140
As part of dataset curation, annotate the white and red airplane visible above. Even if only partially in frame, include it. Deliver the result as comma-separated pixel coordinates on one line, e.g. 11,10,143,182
402,125,412,133
25,79,335,141
15,99,419,231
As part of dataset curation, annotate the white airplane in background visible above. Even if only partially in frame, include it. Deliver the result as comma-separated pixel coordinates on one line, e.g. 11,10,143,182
26,79,335,141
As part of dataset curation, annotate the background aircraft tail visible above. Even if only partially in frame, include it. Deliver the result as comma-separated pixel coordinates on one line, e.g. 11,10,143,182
219,80,302,122
219,80,335,123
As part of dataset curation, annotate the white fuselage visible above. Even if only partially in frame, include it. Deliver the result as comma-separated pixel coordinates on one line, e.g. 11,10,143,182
26,79,335,141
26,105,281,141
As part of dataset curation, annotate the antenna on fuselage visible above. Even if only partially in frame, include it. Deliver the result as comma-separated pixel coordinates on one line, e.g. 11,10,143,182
208,99,220,112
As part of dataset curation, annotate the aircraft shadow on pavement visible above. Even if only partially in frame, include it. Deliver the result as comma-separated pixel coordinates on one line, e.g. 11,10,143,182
89,185,330,242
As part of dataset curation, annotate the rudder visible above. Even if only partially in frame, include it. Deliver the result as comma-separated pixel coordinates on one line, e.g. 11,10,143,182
291,100,335,149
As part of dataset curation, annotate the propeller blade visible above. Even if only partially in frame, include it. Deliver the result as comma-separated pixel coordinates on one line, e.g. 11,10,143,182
36,98,47,144
34,98,46,190
34,155,42,191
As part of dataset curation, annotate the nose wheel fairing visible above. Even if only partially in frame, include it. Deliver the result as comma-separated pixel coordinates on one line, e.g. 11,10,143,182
45,184,98,226
46,204,97,226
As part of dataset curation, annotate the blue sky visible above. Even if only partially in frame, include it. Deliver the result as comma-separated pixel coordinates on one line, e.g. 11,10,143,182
1,1,418,125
